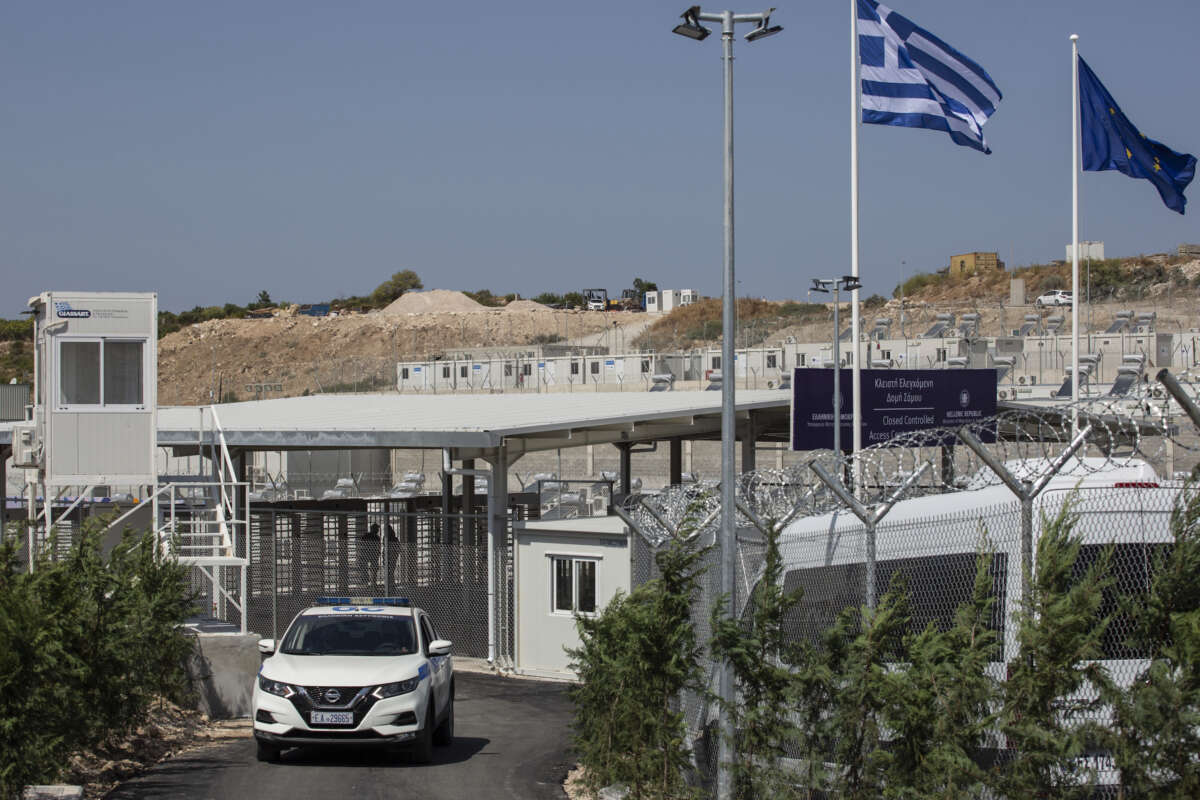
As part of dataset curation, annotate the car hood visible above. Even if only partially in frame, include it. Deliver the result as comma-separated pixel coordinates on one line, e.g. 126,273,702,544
261,653,422,687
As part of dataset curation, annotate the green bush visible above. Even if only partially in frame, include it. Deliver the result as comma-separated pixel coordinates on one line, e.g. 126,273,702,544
710,524,806,800
881,555,1000,798
1108,485,1200,796
569,531,709,799
0,319,33,343
998,501,1115,798
826,580,910,800
570,494,1200,798
0,521,196,797
894,272,943,298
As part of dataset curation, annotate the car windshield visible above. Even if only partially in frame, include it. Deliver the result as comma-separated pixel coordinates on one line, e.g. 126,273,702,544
280,614,417,656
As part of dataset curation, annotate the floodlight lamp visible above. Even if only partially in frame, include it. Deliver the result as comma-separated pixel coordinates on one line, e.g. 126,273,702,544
744,10,782,43
841,276,862,291
673,6,711,40
811,279,830,293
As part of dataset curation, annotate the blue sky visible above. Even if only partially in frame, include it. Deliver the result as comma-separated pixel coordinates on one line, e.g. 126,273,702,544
2,1,1196,314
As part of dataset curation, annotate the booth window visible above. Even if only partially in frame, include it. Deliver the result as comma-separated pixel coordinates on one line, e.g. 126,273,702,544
551,557,597,614
58,338,145,408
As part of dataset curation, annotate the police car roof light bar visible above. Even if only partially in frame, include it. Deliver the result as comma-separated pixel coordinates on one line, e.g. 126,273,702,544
315,596,412,607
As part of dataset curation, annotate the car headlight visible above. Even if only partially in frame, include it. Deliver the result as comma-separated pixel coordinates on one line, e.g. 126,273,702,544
259,675,298,698
372,676,421,699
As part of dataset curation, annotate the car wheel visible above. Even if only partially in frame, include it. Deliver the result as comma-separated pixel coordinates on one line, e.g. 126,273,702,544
433,688,454,746
1035,300,1044,308
412,702,435,764
256,740,281,763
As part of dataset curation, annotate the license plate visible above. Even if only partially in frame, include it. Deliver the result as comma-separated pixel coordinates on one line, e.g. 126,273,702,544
310,711,353,725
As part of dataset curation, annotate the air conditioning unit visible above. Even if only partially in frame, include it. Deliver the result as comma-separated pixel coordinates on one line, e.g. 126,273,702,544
11,423,40,469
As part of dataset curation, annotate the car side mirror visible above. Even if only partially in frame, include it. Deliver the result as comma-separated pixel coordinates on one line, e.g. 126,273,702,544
428,639,453,657
257,639,276,655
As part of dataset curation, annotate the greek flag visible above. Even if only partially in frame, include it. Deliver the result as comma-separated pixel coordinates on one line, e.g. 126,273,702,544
857,0,1002,153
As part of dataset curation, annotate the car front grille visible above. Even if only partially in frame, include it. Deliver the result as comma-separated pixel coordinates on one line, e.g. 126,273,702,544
304,686,366,709
287,685,378,728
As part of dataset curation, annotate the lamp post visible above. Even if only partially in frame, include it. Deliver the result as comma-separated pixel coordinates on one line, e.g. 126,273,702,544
672,7,781,799
812,275,862,469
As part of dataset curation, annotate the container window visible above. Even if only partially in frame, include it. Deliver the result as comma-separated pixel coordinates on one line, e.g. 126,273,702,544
551,556,598,615
104,341,143,405
58,338,146,408
60,341,100,405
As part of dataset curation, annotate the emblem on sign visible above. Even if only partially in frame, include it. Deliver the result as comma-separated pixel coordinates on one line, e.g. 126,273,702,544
959,389,971,408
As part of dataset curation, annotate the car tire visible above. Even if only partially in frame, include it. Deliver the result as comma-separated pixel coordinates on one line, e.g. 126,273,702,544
256,740,281,763
412,702,435,764
433,686,454,746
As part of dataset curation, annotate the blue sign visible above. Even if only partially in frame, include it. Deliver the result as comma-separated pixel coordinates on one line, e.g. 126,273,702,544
790,368,996,451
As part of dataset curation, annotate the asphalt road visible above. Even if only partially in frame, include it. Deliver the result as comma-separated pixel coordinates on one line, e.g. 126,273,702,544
108,673,574,800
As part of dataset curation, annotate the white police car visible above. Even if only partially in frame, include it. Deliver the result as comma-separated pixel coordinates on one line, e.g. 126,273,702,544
252,597,454,763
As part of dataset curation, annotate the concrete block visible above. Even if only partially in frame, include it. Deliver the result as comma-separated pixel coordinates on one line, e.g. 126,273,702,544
23,787,83,799
184,624,262,719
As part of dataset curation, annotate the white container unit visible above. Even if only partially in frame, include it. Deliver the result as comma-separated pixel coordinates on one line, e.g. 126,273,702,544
28,291,157,486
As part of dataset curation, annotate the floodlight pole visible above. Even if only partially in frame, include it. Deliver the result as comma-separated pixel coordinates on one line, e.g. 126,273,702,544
672,8,780,799
812,276,861,476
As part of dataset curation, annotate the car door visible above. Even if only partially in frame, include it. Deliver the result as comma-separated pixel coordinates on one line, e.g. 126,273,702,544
419,613,450,713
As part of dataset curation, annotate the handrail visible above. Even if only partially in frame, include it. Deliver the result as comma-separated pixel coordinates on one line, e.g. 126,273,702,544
207,405,240,555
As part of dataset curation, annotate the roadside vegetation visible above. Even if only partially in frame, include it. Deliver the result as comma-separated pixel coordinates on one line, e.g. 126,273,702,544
0,522,196,798
569,488,1200,799
633,296,888,352
895,252,1196,302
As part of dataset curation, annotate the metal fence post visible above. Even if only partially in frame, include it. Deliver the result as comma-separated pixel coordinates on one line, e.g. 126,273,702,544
383,516,390,596
809,460,932,609
1157,368,1200,431
956,424,1093,609
1020,489,1034,607
271,510,278,640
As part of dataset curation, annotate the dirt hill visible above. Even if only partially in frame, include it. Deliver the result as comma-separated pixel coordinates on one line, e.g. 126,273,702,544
156,253,1200,405
157,308,642,405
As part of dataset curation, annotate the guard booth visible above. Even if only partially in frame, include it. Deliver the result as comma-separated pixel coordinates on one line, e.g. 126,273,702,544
13,292,158,556
514,516,631,679
29,291,158,486
18,291,250,631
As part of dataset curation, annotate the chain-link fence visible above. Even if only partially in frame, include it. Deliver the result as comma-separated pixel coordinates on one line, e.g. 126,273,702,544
622,377,1200,793
240,503,510,663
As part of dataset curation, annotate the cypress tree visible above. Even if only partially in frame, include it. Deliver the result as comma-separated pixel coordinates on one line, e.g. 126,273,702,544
1109,484,1200,797
880,554,1000,799
569,531,709,799
709,522,806,799
998,499,1115,799
829,577,911,800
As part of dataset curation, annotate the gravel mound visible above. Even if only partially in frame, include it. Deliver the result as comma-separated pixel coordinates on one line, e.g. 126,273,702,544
504,299,552,312
383,290,487,314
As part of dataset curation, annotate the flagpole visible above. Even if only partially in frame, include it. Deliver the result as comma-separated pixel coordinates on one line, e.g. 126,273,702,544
1071,34,1080,434
850,0,862,491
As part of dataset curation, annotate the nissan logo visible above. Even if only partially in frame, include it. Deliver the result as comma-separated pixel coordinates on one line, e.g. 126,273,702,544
324,689,342,704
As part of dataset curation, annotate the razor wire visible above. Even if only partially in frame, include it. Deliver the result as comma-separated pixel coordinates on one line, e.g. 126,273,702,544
625,391,1188,558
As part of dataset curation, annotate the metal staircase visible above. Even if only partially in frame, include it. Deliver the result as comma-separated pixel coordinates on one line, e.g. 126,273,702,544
153,405,250,632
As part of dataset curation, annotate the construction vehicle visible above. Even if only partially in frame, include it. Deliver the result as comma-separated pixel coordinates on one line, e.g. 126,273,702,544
583,288,608,311
618,288,645,311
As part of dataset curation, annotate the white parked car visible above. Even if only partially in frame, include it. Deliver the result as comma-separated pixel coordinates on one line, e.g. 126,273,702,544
252,597,454,763
1034,289,1073,308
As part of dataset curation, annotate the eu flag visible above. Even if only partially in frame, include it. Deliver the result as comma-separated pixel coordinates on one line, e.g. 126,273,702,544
1079,56,1196,214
